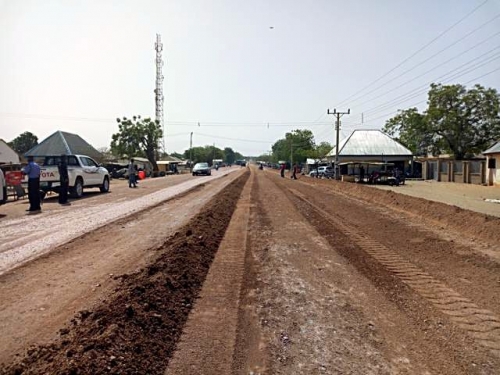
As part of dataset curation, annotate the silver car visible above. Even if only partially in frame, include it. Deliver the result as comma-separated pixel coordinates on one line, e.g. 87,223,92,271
309,166,334,178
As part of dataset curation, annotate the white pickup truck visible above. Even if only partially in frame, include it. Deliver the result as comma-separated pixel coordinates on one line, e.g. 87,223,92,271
28,155,110,198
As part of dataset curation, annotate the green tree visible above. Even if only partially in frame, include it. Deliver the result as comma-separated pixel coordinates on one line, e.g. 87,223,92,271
256,153,273,162
111,116,163,170
169,152,184,160
383,108,431,156
271,129,315,163
223,147,236,164
9,131,38,155
384,84,500,159
183,145,244,164
305,141,333,159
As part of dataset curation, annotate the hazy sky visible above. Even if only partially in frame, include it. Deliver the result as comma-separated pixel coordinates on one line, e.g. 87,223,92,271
1,0,499,156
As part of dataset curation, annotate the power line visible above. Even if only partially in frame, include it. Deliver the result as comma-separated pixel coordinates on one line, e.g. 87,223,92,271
350,32,500,111
0,113,334,128
343,12,500,108
351,66,500,127
333,0,492,108
195,132,272,144
342,48,500,123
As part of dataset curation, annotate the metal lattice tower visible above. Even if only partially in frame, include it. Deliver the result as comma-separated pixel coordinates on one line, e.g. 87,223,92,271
154,34,165,152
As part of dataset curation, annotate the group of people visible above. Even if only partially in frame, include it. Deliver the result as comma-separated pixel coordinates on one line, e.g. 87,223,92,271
21,155,70,214
279,163,300,180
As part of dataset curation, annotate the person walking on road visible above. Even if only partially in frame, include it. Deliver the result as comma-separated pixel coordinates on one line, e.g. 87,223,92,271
58,154,70,205
22,156,42,213
291,163,298,180
128,158,137,188
0,168,6,206
280,163,285,178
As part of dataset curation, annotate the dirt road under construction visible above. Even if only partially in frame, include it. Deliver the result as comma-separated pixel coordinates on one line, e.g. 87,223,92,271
1,166,499,374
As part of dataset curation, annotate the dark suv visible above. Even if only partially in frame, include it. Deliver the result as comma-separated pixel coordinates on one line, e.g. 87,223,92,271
192,162,211,176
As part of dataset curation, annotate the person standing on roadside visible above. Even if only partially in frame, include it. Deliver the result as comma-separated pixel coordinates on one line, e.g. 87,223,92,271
128,158,137,188
291,163,298,180
0,168,6,206
58,154,70,205
280,163,285,178
22,156,41,213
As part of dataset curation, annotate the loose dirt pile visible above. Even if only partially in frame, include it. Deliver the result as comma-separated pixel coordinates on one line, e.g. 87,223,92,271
305,178,500,246
2,171,249,375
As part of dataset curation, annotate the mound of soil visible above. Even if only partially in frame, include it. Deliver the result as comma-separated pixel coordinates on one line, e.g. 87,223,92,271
2,171,249,375
306,178,500,246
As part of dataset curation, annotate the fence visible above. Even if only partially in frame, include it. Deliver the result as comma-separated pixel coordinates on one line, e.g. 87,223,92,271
422,159,485,185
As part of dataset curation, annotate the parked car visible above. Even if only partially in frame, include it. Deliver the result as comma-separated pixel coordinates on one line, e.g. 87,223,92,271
24,155,110,198
192,162,212,176
309,166,334,178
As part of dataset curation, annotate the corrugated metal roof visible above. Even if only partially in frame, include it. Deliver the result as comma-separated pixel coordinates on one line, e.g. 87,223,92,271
327,130,412,157
483,141,500,155
0,139,20,164
25,131,101,160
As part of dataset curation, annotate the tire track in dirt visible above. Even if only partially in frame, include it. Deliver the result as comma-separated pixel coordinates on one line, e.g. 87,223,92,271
288,187,500,358
1,172,250,375
165,170,253,374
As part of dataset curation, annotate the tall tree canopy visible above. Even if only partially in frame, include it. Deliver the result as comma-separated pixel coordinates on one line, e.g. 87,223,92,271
271,129,316,163
182,145,244,165
269,129,331,163
111,116,163,170
223,147,236,164
384,84,500,159
9,131,38,155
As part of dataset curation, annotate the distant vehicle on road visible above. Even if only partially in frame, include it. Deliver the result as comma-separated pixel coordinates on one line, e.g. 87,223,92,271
192,162,212,176
24,155,110,198
309,166,334,178
235,159,246,167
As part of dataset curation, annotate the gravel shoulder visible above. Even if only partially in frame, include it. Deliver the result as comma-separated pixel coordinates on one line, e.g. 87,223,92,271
369,180,500,217
0,168,238,275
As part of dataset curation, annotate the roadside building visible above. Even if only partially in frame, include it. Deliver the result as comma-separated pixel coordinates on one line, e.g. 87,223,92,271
25,131,102,161
420,155,486,184
0,139,20,165
129,157,153,177
326,130,413,178
483,140,500,187
157,155,184,175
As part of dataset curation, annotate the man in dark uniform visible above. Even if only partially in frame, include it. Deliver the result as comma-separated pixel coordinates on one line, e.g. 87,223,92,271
291,163,298,180
58,154,70,205
22,156,41,213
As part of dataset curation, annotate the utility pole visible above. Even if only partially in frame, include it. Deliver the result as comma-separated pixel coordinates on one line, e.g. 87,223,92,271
290,140,293,174
327,108,350,180
189,132,193,172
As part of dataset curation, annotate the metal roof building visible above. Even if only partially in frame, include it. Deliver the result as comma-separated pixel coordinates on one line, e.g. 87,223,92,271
0,139,20,165
483,140,500,186
25,131,102,160
483,140,500,155
326,129,412,163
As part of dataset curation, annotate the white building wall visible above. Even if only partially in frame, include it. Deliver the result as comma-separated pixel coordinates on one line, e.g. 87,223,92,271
486,154,500,186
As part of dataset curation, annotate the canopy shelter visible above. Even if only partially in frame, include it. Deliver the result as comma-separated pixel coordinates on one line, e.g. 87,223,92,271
25,131,102,160
338,161,405,184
